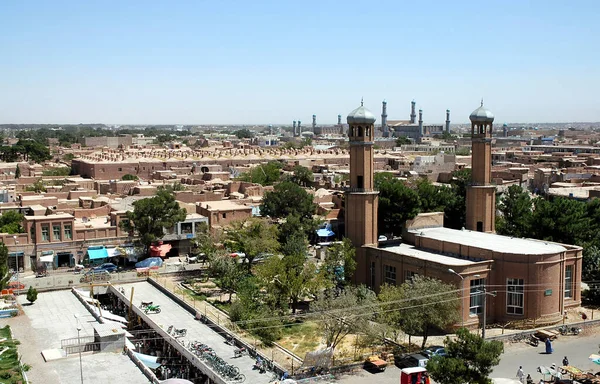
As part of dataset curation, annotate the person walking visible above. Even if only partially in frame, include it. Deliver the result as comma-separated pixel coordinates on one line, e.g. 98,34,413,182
563,356,569,367
516,365,525,383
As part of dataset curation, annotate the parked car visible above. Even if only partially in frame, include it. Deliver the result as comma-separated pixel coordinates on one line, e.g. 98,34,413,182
93,263,118,273
80,270,110,283
396,353,429,369
422,346,447,358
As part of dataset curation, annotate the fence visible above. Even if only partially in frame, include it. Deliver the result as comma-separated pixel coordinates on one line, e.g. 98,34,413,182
61,336,101,355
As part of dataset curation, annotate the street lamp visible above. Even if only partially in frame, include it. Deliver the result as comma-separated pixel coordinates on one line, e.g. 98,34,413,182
448,268,465,328
74,314,84,384
13,236,19,295
477,282,496,340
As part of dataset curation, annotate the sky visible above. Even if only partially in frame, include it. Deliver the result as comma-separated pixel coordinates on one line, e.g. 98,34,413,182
1,1,599,125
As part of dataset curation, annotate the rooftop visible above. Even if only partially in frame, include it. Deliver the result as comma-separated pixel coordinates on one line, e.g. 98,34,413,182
411,227,567,255
198,200,253,211
382,243,477,266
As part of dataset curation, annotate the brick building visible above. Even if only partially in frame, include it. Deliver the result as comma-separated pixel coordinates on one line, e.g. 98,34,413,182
345,101,582,327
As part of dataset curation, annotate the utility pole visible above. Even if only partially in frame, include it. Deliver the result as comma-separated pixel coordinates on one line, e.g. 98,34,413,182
481,284,497,339
448,269,465,328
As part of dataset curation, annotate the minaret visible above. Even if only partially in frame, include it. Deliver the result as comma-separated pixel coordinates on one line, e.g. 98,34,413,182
445,109,451,133
293,121,297,136
410,100,416,124
298,120,302,136
381,100,388,137
312,115,317,130
466,99,496,233
503,123,508,137
418,109,423,136
345,99,379,285
337,114,342,125
269,124,273,135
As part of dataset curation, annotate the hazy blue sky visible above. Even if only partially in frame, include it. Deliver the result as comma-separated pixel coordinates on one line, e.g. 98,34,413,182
1,1,598,125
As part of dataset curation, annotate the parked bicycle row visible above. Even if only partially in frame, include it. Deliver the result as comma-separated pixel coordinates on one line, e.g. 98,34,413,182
186,340,246,383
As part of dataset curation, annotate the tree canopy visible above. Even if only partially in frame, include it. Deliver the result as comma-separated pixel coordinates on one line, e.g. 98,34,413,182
0,243,9,290
375,173,421,236
323,238,356,288
285,165,314,187
233,128,255,139
224,218,279,270
261,181,316,221
237,161,282,186
0,211,25,234
123,189,187,250
426,328,503,384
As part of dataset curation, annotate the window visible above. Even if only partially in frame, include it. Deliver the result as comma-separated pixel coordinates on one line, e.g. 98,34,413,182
41,225,50,241
118,167,122,172
477,221,483,232
404,270,417,283
53,225,61,241
470,278,485,315
506,278,524,315
64,225,72,240
222,213,227,219
565,265,573,298
384,265,396,285
30,225,35,240
370,262,376,287
357,176,364,189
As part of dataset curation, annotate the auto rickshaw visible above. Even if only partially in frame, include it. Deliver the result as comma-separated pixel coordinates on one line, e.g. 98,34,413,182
401,367,430,384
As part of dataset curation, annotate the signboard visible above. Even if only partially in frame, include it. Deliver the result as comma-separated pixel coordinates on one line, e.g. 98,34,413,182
544,289,552,296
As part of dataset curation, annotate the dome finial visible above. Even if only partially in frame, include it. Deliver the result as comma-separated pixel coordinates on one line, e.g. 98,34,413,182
361,97,364,106
481,98,484,107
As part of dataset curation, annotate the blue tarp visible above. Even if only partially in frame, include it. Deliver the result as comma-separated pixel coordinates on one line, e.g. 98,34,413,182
88,247,109,260
316,228,335,237
135,257,163,269
133,352,161,369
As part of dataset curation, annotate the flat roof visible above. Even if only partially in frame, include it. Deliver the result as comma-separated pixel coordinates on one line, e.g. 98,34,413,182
25,213,74,220
198,200,252,211
382,243,477,266
411,227,566,255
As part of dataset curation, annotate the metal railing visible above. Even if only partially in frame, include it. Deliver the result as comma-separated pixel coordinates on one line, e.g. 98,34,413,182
61,336,100,355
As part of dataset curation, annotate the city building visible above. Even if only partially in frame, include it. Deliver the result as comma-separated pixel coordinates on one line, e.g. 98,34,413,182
345,101,583,327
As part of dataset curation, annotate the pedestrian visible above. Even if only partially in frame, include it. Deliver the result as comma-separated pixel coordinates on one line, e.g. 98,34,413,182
562,356,569,366
526,374,533,384
517,365,525,383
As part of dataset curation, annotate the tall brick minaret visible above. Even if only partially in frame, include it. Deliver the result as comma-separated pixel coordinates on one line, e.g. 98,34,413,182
466,99,496,232
345,99,379,284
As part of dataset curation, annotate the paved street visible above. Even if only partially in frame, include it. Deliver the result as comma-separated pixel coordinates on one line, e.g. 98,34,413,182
122,281,274,384
335,329,600,383
8,290,149,384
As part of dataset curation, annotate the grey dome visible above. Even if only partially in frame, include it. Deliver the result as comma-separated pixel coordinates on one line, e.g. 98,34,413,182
347,100,376,125
469,100,495,124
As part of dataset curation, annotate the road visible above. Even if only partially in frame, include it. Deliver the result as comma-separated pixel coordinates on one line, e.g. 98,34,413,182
335,329,600,383
122,281,273,384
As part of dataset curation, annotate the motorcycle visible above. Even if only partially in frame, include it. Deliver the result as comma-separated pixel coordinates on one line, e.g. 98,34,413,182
144,304,161,314
173,328,187,338
559,325,582,335
528,334,540,347
253,357,266,373
140,301,153,309
234,347,247,358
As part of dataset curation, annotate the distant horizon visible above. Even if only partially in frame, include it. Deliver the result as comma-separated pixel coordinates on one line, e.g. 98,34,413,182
1,1,599,124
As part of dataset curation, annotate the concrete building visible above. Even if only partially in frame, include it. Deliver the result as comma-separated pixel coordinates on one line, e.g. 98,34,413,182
345,101,582,327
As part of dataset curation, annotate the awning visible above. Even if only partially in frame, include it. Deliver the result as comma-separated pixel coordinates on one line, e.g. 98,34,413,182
149,243,172,257
106,247,122,258
133,352,161,369
39,255,54,263
8,252,24,257
88,248,109,260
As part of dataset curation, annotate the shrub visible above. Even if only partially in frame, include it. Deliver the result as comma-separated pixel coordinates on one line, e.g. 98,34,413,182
26,286,38,304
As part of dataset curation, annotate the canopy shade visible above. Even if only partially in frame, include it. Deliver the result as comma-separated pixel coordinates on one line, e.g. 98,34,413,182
39,255,54,263
88,247,109,260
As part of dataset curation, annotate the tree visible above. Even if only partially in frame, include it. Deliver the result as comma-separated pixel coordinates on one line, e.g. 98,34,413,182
223,218,279,271
237,161,282,186
0,211,25,234
495,185,533,238
323,238,356,288
123,189,187,250
208,251,245,302
286,165,313,187
14,164,20,179
121,174,139,181
395,136,411,146
310,286,376,350
375,173,420,236
0,243,9,290
17,139,51,163
261,181,316,221
529,197,590,245
25,179,46,193
426,328,503,384
384,275,459,349
233,128,254,139
444,169,471,229
376,284,405,342
191,222,218,262
26,286,38,304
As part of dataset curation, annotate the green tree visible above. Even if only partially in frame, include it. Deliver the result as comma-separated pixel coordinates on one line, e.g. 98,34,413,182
233,128,254,139
444,169,471,229
42,167,71,176
386,275,459,348
426,328,503,384
395,136,411,146
14,164,21,179
237,161,282,186
26,286,38,304
376,284,405,342
495,185,533,238
224,218,280,271
310,286,376,350
261,181,316,221
191,222,218,262
121,174,139,181
208,251,245,302
287,165,313,187
530,197,590,245
0,211,25,234
0,243,9,290
25,179,46,193
375,173,420,236
123,189,187,250
17,139,52,163
323,238,356,288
